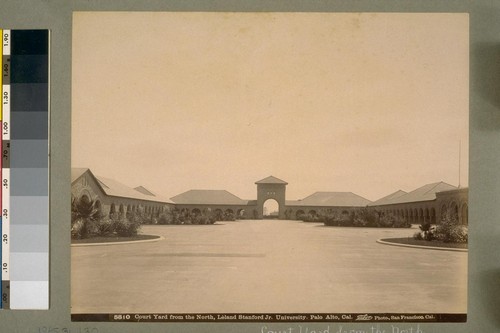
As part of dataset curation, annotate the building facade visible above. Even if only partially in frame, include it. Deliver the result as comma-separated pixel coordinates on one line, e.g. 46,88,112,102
71,168,175,219
71,168,468,225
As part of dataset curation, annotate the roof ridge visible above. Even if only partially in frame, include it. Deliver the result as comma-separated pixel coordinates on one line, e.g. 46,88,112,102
423,181,441,195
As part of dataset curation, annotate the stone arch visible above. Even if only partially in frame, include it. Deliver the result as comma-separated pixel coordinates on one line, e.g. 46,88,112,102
237,209,246,218
192,208,201,216
94,199,102,216
109,203,116,216
430,207,436,224
225,209,235,220
296,210,305,219
78,194,90,205
308,210,317,217
460,203,468,226
449,201,459,221
441,204,447,219
263,198,280,218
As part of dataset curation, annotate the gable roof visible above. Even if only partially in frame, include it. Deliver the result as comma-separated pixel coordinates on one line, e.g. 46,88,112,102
71,168,90,183
255,176,288,185
71,168,173,204
171,189,247,205
368,190,408,206
134,186,156,196
288,192,372,207
372,182,457,206
95,176,173,203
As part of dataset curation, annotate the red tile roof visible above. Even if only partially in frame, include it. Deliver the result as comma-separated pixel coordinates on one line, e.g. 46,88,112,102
170,189,247,205
288,192,371,207
368,190,408,206
370,182,457,206
71,168,174,204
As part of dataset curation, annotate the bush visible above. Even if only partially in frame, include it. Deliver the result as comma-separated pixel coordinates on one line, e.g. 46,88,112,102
417,222,435,241
158,212,173,225
413,231,424,240
321,208,410,228
95,218,115,236
435,215,468,243
71,196,102,239
353,208,379,227
115,220,141,237
379,214,411,228
106,212,142,237
392,215,411,228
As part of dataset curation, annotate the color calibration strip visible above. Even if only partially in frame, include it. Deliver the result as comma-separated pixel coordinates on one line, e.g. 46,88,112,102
1,29,49,310
2,28,9,309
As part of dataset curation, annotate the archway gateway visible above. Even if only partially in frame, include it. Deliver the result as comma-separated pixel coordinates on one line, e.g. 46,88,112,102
255,176,287,219
263,198,280,219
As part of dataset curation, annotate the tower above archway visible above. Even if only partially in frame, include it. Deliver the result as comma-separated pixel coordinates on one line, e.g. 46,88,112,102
255,176,288,219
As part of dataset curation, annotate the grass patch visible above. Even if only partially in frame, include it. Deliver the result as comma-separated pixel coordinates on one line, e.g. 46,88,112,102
380,237,467,249
72,234,160,244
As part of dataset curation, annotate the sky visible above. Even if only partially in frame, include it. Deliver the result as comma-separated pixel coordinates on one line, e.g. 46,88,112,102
72,12,469,202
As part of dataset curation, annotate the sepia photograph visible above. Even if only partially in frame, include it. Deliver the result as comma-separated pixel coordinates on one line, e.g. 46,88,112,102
70,12,468,322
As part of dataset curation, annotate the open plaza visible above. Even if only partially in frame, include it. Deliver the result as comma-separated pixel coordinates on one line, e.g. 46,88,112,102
71,219,467,314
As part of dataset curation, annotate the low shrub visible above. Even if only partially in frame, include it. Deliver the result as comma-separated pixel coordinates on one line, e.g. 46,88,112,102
434,216,468,243
322,208,410,228
413,231,424,240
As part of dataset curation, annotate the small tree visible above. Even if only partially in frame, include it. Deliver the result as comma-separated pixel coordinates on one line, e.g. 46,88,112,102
71,196,102,239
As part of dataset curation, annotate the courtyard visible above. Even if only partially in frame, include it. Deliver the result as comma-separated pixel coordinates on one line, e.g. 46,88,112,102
71,220,467,314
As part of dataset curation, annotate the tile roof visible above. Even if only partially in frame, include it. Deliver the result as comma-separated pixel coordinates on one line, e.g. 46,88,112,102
134,186,156,196
288,192,372,207
72,168,173,204
170,190,247,205
95,176,173,203
71,168,89,183
255,176,288,185
371,182,457,206
368,190,408,206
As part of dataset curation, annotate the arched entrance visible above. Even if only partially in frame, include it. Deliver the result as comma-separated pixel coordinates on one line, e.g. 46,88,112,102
263,199,279,219
255,176,288,219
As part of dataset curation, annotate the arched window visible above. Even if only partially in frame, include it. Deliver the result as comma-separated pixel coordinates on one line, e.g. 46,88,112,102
237,209,246,218
441,204,448,219
450,201,459,221
430,207,436,224
109,203,116,216
460,203,468,226
94,200,102,216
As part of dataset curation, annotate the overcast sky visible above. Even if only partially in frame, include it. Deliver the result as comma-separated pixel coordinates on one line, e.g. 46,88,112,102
72,12,468,201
